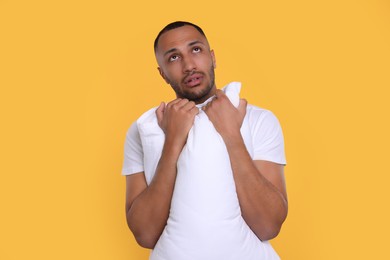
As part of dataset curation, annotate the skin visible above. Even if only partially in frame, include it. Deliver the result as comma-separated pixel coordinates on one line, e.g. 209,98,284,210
156,25,217,104
125,25,288,248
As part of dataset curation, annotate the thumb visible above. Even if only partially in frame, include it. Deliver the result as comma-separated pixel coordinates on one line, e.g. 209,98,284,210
156,102,165,124
238,98,247,117
215,89,225,98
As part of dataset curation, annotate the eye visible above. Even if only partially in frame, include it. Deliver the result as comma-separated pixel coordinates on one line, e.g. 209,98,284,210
169,55,179,62
193,47,201,53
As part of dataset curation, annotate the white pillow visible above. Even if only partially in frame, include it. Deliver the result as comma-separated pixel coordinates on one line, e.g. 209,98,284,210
137,82,279,260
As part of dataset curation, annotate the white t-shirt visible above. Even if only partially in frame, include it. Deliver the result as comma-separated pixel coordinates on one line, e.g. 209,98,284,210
122,83,286,260
122,105,286,177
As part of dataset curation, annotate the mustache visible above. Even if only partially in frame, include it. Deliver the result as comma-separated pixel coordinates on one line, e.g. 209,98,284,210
182,71,204,84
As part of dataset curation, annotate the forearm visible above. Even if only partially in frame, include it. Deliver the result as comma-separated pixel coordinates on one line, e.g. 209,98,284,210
126,138,182,248
223,132,288,241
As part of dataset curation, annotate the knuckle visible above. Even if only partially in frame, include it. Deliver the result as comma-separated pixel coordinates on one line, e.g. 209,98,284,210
220,95,228,101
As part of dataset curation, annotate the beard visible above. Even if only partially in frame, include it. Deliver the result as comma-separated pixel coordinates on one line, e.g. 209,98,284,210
168,65,215,104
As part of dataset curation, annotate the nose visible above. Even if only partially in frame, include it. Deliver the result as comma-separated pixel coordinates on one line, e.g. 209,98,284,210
182,55,196,73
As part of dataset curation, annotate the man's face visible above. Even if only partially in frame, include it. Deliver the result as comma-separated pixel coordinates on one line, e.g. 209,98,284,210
155,25,217,104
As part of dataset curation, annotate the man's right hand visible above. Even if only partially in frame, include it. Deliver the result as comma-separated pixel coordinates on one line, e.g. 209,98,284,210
125,99,198,249
156,98,199,147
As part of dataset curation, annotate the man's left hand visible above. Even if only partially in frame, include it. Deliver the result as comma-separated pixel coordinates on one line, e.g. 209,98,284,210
203,89,247,140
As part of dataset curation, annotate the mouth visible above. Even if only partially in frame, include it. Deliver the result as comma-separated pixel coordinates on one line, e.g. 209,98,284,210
184,73,203,87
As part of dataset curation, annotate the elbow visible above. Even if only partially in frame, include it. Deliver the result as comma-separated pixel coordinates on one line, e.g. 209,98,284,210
133,233,158,249
127,223,159,249
256,211,288,241
126,211,163,249
127,220,159,249
257,224,282,241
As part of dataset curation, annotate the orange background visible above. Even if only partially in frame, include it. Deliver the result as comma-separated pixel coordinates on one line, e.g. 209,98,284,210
1,0,389,259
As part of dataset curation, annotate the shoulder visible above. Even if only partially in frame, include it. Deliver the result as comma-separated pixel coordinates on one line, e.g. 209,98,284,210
245,104,281,128
245,104,286,164
125,105,159,140
137,106,159,125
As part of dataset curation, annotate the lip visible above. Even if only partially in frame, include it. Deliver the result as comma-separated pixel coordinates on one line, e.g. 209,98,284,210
183,73,203,87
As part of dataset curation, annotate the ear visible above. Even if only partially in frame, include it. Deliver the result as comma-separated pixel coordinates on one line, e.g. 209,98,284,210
210,49,217,69
158,67,170,84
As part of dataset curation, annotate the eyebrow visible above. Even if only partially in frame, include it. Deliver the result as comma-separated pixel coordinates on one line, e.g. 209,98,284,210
163,40,206,57
188,40,204,47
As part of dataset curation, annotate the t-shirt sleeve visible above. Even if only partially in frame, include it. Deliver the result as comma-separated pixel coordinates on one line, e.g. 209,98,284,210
251,109,286,165
121,122,144,175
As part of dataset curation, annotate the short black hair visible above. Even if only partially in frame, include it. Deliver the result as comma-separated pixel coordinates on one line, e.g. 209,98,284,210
154,21,206,52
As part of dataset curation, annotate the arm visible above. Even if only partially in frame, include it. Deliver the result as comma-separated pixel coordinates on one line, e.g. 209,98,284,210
125,99,198,248
203,90,288,241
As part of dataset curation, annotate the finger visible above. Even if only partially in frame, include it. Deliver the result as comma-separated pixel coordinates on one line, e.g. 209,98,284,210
182,100,196,111
202,102,211,114
190,105,200,115
202,100,211,111
238,98,247,117
156,102,165,123
215,89,225,98
202,106,208,116
166,98,182,107
176,98,190,108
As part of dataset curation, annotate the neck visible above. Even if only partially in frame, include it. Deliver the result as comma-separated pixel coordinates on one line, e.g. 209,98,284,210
193,86,217,105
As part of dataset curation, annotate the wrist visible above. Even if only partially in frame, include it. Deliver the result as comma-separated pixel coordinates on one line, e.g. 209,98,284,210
163,135,186,156
221,130,244,147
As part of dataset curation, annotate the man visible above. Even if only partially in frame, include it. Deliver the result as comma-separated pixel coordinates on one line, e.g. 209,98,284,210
122,21,287,259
